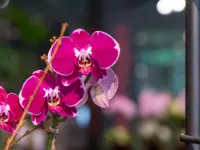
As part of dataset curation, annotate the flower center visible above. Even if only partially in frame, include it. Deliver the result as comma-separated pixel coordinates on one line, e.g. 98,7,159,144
0,104,10,124
77,54,93,75
44,87,60,107
0,112,9,124
78,54,92,68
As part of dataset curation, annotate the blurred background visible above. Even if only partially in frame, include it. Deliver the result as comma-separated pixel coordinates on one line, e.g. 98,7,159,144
0,0,185,150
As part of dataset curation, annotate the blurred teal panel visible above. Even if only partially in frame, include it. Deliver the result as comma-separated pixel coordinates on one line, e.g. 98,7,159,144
139,49,184,66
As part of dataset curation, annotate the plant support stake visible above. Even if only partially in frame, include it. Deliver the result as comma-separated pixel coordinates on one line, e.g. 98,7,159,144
180,0,200,149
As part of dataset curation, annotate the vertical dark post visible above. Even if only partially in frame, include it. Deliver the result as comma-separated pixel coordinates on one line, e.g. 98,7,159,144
87,0,103,150
185,0,200,150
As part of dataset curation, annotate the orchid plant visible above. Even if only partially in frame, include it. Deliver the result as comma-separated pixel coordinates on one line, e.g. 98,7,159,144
1,23,120,150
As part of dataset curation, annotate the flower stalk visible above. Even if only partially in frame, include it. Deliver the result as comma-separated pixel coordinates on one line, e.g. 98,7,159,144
46,115,60,150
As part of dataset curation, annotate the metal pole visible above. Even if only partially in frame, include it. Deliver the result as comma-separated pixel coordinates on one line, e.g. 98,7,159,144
87,0,103,150
185,0,200,149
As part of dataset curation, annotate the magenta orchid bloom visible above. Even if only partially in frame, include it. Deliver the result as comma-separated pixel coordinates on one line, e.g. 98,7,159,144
0,86,23,133
78,68,118,108
48,29,120,86
19,70,85,125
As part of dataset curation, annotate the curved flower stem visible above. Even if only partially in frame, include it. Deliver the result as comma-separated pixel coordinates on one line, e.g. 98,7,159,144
46,116,60,150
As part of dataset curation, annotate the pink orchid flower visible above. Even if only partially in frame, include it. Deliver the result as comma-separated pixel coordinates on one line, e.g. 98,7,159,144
19,70,85,125
103,94,137,119
78,68,118,108
0,86,23,133
177,89,185,113
48,29,120,86
139,89,171,118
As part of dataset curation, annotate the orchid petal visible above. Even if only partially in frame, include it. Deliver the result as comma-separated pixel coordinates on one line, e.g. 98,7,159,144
0,86,7,102
32,104,48,125
98,68,118,99
75,96,88,108
92,60,107,79
90,31,120,69
60,79,85,107
70,29,90,50
75,87,91,108
32,70,55,87
19,76,47,115
49,104,77,117
75,77,94,108
48,36,76,76
0,123,14,133
57,71,81,86
6,93,23,120
63,106,78,117
90,85,109,108
86,69,118,108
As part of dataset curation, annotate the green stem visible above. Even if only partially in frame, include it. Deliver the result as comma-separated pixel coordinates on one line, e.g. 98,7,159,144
46,116,60,150
84,73,92,84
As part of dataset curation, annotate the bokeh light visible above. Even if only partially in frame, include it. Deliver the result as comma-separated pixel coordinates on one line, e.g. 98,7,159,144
156,0,186,15
75,105,91,129
156,0,173,15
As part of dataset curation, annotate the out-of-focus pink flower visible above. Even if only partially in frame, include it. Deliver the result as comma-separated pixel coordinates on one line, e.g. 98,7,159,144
138,89,171,118
177,89,185,112
48,29,120,86
19,70,85,125
78,68,118,108
103,94,137,119
0,86,23,133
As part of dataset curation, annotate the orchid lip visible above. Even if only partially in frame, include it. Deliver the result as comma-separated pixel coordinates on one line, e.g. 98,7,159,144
44,86,61,107
0,112,9,124
77,54,93,75
0,103,10,123
47,97,60,107
78,54,92,68
74,46,93,74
